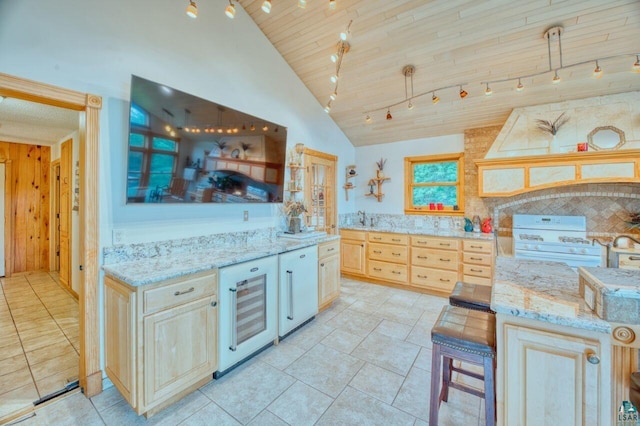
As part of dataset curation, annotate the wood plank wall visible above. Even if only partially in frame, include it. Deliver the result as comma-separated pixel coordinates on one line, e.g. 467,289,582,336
0,142,51,273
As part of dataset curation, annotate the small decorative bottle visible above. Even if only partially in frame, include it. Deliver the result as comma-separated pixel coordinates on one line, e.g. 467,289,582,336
472,215,481,233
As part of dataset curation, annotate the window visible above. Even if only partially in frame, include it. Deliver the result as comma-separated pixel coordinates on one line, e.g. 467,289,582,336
404,153,464,215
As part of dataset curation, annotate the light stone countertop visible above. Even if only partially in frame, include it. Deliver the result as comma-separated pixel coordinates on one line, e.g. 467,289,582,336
340,225,495,240
102,234,340,287
578,267,640,299
492,257,611,334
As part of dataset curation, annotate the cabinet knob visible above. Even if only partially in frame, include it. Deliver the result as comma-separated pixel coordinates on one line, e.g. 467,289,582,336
585,350,600,365
211,301,217,307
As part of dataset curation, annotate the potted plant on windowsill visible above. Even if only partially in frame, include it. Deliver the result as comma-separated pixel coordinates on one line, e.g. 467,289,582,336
283,200,306,233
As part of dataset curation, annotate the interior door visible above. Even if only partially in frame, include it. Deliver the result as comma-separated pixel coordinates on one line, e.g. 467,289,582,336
0,163,4,277
304,149,337,234
59,139,72,289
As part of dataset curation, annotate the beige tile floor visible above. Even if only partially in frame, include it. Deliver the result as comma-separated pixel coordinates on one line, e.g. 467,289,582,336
14,278,485,425
0,271,79,423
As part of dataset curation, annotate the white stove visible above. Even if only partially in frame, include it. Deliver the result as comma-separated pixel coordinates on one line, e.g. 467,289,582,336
512,214,602,268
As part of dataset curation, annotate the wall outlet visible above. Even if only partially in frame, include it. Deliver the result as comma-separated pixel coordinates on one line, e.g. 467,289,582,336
243,210,249,221
112,229,125,245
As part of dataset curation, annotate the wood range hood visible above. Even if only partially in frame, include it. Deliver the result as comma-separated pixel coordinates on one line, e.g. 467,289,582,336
475,149,640,197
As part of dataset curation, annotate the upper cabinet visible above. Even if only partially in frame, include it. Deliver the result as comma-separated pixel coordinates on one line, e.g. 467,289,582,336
475,150,640,197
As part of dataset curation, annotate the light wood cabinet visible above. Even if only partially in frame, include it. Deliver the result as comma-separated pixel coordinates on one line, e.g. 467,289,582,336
410,236,459,293
104,270,218,417
318,240,340,311
340,230,367,276
461,239,495,286
497,314,611,426
367,232,408,284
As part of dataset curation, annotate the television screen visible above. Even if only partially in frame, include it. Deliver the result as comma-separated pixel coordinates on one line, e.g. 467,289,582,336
126,75,286,204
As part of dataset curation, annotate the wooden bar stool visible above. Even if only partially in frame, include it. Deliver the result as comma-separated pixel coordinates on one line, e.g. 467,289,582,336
449,281,494,313
429,305,496,426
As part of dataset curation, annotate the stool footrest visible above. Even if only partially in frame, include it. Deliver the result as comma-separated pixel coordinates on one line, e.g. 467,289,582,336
451,365,484,381
448,382,485,399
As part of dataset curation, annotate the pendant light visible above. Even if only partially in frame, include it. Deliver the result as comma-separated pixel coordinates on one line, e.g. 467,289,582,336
431,92,440,104
365,114,372,123
262,0,272,13
552,69,561,84
634,55,640,72
592,61,603,78
516,78,524,92
484,83,492,96
386,109,392,120
324,102,332,113
225,1,236,19
186,0,198,18
459,85,468,98
329,0,336,10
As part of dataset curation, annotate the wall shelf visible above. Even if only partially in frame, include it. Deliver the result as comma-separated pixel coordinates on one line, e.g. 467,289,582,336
343,165,357,201
365,176,390,202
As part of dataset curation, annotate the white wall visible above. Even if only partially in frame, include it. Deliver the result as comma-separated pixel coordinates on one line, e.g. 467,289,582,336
0,0,356,246
354,135,464,214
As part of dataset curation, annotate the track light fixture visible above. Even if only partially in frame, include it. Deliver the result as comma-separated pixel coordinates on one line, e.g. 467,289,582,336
262,124,269,131
324,102,332,113
592,60,603,78
250,123,255,131
361,24,638,124
403,65,415,110
298,0,307,8
262,0,272,13
186,0,198,18
329,0,336,10
365,114,372,123
324,20,352,113
225,1,236,19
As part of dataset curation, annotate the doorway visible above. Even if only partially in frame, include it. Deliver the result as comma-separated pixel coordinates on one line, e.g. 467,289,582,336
0,73,102,419
303,148,337,234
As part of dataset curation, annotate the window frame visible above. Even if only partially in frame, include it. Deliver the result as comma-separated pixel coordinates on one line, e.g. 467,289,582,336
404,153,464,215
128,125,179,195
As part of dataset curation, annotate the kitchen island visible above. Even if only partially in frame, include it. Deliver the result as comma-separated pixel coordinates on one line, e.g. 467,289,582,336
492,257,612,426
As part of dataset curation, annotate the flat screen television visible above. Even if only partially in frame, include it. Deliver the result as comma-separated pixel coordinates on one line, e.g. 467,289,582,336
126,75,287,204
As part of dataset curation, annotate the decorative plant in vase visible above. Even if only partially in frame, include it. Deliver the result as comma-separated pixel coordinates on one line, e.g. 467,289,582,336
536,112,569,154
626,211,640,231
240,142,252,159
376,157,387,178
213,140,228,157
283,200,306,233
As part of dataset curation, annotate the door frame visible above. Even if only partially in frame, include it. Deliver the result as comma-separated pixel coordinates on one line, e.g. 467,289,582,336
50,159,61,273
0,73,102,397
0,160,13,277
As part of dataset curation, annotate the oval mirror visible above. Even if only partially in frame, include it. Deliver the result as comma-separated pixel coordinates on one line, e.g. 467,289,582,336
587,126,626,151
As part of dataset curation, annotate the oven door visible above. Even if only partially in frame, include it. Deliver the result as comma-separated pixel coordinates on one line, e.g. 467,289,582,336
218,255,278,374
514,250,602,269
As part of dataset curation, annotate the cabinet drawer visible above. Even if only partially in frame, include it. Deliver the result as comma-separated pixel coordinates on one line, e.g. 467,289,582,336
462,239,493,254
411,248,458,270
462,274,492,287
411,266,458,292
411,236,459,251
368,232,408,245
368,243,408,264
368,260,407,283
318,240,340,259
618,253,640,270
462,264,492,279
462,252,493,266
341,229,366,241
143,271,217,315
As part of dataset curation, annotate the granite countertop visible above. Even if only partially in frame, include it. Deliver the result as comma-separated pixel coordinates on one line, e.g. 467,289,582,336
578,267,640,299
340,225,495,240
102,234,339,287
492,257,611,334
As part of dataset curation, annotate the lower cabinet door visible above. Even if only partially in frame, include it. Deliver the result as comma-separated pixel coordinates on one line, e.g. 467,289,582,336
502,323,607,426
319,253,340,309
144,296,217,408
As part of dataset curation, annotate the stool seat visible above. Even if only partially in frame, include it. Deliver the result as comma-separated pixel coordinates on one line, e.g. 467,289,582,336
432,305,496,357
449,281,493,313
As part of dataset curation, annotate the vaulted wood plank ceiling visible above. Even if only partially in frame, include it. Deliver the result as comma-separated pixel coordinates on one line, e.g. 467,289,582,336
237,0,640,146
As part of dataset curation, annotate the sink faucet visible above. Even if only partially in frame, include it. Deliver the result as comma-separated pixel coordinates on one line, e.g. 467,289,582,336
592,238,612,267
358,210,366,226
612,234,640,248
